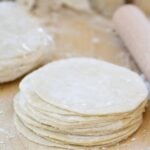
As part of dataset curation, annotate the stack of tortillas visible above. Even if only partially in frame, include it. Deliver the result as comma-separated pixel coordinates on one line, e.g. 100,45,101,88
14,58,148,149
0,2,52,83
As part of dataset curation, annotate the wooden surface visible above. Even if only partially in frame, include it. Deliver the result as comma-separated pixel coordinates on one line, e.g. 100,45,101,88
0,9,149,150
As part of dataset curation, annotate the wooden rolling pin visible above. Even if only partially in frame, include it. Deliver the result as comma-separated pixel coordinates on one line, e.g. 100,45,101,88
113,5,150,80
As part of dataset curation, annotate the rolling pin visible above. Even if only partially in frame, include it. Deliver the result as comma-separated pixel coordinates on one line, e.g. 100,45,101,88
113,5,150,80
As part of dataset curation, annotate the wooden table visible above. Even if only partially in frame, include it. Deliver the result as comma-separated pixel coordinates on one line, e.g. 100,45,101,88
0,9,149,150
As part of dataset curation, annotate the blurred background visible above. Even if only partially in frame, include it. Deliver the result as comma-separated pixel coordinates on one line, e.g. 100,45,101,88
1,0,150,18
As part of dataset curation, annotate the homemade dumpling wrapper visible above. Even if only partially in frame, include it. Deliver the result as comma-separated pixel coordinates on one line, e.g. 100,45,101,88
14,115,142,149
14,58,148,148
0,2,53,83
23,58,148,115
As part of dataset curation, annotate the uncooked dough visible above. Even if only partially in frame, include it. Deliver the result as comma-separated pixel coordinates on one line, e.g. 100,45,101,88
23,58,148,115
14,57,148,148
90,0,125,17
16,0,91,16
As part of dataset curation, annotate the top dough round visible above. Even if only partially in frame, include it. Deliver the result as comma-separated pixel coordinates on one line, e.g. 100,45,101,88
21,58,148,115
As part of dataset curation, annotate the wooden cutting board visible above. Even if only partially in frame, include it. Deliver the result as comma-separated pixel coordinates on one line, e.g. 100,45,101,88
0,9,149,150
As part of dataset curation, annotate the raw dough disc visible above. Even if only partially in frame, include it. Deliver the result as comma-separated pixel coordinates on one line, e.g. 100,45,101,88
23,118,142,146
24,97,145,128
15,115,142,148
21,58,148,115
14,115,84,150
90,0,124,17
14,57,148,147
134,0,150,15
14,94,143,136
0,49,43,70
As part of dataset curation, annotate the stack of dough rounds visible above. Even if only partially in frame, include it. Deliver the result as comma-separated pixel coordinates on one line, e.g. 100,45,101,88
14,58,148,149
0,2,53,83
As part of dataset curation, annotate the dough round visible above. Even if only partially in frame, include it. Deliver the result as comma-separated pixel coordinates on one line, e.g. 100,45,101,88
21,57,148,115
90,0,124,17
14,93,144,136
14,57,148,148
0,2,53,83
14,115,142,149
